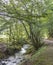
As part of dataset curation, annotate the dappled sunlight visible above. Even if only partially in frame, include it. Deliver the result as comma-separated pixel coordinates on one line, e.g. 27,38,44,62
0,35,8,38
43,33,48,39
0,0,53,65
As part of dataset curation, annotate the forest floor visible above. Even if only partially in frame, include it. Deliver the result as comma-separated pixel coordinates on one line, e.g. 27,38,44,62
21,39,53,65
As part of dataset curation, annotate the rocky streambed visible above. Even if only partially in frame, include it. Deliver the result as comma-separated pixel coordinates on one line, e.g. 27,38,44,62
0,44,29,65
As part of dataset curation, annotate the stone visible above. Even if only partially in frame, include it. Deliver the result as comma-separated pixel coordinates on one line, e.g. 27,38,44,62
2,63,6,65
0,43,7,52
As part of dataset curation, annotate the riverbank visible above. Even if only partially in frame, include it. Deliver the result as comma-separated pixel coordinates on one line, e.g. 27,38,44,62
21,46,47,65
0,47,21,59
21,40,53,65
0,43,22,59
0,44,30,65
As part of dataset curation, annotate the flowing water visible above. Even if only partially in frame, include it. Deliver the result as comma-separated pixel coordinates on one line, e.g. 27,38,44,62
0,44,29,65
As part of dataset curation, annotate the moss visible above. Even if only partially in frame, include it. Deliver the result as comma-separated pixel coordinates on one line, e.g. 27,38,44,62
0,52,5,59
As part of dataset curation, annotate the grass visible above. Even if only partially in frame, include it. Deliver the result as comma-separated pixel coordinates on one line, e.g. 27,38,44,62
31,46,53,65
21,45,53,65
21,46,47,65
31,46,47,65
31,46,47,60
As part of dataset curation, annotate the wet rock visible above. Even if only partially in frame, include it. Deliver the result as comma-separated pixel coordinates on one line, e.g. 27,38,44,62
2,63,6,65
4,59,8,61
20,60,23,62
18,58,21,59
7,60,11,61
12,61,16,63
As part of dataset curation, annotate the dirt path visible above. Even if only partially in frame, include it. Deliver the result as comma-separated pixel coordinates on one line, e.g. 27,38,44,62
44,39,53,45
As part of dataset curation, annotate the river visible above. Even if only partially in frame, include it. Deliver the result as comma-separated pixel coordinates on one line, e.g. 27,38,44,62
0,44,29,65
